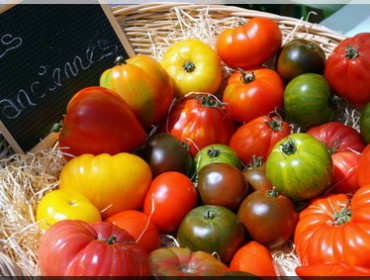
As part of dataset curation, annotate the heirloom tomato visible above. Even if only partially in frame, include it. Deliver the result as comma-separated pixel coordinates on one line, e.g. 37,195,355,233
38,220,151,276
243,156,273,192
357,144,370,187
222,68,284,123
237,188,298,249
138,133,193,178
161,39,222,98
277,38,326,81
229,241,276,276
105,210,160,254
284,73,335,130
99,55,174,127
36,189,101,230
294,185,370,268
59,153,152,218
216,17,282,69
149,247,229,276
142,171,197,233
325,32,370,106
296,262,370,277
58,86,146,160
194,144,241,174
360,102,370,143
265,133,333,201
331,151,360,194
197,163,248,210
229,114,291,165
162,93,236,156
307,121,365,154
177,205,245,264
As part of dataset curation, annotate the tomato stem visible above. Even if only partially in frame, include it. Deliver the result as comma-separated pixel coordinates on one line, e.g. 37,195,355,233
280,138,297,155
333,202,352,225
267,187,279,198
207,147,220,158
114,56,127,65
247,155,264,168
106,235,117,245
50,121,63,133
204,210,216,220
345,45,360,59
238,68,256,84
265,118,283,132
183,61,196,73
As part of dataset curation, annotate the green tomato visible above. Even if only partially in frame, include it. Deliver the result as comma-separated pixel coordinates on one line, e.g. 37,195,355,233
284,73,335,131
177,205,245,264
265,133,333,201
194,144,241,173
360,102,370,144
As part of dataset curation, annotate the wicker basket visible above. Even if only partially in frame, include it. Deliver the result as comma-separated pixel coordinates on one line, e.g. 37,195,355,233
0,2,348,276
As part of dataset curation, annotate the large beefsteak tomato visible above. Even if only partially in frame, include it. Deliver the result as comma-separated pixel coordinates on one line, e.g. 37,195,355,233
216,17,282,69
58,86,146,160
324,32,370,106
162,93,236,156
294,185,370,268
59,153,152,218
99,55,174,127
222,68,284,123
38,220,151,276
357,144,370,187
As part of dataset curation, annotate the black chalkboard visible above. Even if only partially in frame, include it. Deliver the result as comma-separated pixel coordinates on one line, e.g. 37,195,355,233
0,3,135,154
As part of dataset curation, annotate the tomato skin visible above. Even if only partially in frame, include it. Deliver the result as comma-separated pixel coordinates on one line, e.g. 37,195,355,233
149,247,229,276
229,114,291,165
360,102,370,143
284,73,335,130
161,39,222,98
177,205,245,264
266,133,333,201
100,55,174,128
330,151,360,194
294,186,370,268
296,262,370,277
58,86,146,160
307,121,365,154
105,210,160,254
222,69,284,123
142,172,197,234
357,144,370,187
59,153,152,219
229,241,276,277
38,220,151,276
237,188,298,249
216,17,282,69
277,38,326,81
325,32,370,106
163,93,236,156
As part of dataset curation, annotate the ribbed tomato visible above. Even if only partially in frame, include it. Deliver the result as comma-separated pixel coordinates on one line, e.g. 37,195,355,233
357,144,370,187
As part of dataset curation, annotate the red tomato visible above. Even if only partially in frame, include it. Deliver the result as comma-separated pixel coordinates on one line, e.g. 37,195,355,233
148,247,229,276
306,121,365,153
105,210,160,254
222,69,284,123
325,32,370,106
357,144,370,187
162,93,236,156
38,220,151,276
296,262,370,277
330,151,360,194
142,171,197,233
229,241,276,276
294,186,370,268
229,114,291,164
58,86,146,160
216,17,282,69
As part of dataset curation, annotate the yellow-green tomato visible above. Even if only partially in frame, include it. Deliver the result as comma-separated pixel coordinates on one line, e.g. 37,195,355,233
161,39,222,98
36,189,101,230
59,153,152,219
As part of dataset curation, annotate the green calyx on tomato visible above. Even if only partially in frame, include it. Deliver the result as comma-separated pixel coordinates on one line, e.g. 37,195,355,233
332,203,352,225
238,69,256,84
345,45,359,59
183,61,196,72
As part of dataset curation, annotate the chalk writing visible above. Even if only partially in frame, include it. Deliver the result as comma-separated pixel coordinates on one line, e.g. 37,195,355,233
0,33,22,59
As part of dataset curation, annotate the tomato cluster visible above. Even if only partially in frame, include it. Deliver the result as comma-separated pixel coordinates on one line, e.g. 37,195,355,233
36,16,370,277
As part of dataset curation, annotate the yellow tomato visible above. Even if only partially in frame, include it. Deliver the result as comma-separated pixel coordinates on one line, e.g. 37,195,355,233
161,39,222,98
59,153,152,218
36,189,101,230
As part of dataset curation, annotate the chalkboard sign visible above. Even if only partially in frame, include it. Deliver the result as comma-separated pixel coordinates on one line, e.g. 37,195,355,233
0,3,135,154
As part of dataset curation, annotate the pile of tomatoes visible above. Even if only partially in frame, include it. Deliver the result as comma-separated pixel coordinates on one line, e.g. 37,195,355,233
35,17,370,277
